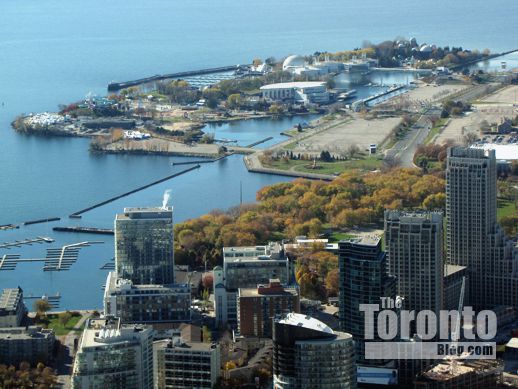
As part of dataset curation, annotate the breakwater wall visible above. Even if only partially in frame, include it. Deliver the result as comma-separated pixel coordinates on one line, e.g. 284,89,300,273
24,217,61,226
69,164,200,216
171,153,233,166
53,226,114,235
108,65,243,91
450,49,518,70
245,137,273,148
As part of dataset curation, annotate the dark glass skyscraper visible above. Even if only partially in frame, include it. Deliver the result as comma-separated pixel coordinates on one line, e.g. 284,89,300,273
339,236,396,365
384,210,443,316
115,207,175,285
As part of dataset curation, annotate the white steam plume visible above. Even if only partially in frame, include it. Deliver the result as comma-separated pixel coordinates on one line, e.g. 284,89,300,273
162,189,172,209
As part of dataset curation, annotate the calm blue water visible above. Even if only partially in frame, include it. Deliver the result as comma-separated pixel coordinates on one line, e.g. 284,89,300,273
1,0,517,309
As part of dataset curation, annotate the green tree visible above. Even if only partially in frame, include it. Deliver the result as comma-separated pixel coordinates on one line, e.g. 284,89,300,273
58,311,72,327
34,299,51,316
326,268,340,297
226,93,243,109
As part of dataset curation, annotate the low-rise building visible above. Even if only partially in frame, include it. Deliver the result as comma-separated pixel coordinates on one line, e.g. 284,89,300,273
0,326,55,366
103,272,191,325
72,316,153,389
214,242,295,328
237,279,299,338
0,287,26,328
260,82,329,104
154,338,220,389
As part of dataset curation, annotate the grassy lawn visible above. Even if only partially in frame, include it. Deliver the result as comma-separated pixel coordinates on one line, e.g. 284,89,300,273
264,156,383,175
497,198,518,220
329,231,357,242
424,118,448,144
42,314,83,336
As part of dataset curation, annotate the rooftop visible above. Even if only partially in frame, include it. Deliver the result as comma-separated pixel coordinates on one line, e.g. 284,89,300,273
260,81,326,90
343,235,381,247
116,206,173,220
104,272,189,295
471,144,518,161
277,312,333,335
156,337,218,352
422,360,502,381
0,326,54,340
80,316,150,349
385,210,443,223
0,287,23,311
223,242,284,263
239,283,298,298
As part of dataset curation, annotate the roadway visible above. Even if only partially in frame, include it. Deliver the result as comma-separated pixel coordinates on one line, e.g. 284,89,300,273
388,107,442,167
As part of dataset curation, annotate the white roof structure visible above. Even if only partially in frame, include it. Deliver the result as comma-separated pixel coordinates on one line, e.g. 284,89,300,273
507,337,518,349
283,55,306,70
471,144,518,160
260,81,326,90
277,312,334,334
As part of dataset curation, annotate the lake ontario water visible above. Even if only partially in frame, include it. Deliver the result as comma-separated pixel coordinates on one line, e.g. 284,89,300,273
0,0,516,309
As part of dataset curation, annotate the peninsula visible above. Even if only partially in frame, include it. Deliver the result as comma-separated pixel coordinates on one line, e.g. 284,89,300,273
12,39,518,177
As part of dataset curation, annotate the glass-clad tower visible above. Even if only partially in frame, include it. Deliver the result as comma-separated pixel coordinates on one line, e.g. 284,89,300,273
273,312,356,389
115,207,174,285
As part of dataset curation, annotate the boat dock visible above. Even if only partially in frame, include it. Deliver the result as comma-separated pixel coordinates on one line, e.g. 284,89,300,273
352,85,406,110
0,236,54,249
107,65,245,91
24,294,61,309
53,226,114,235
0,241,103,272
69,164,200,217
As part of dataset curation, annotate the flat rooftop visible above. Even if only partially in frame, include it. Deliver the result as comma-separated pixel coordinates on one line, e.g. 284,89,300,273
422,360,502,381
0,288,23,311
116,206,173,220
105,272,189,294
223,242,284,262
385,210,443,223
80,317,149,349
343,235,381,247
239,286,298,298
0,326,53,340
471,144,518,160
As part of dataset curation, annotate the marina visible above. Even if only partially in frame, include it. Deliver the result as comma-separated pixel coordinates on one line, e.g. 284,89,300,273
0,241,103,272
0,236,54,249
107,65,245,91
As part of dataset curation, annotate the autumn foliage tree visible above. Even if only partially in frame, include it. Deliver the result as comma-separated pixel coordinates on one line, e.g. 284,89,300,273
174,168,446,269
